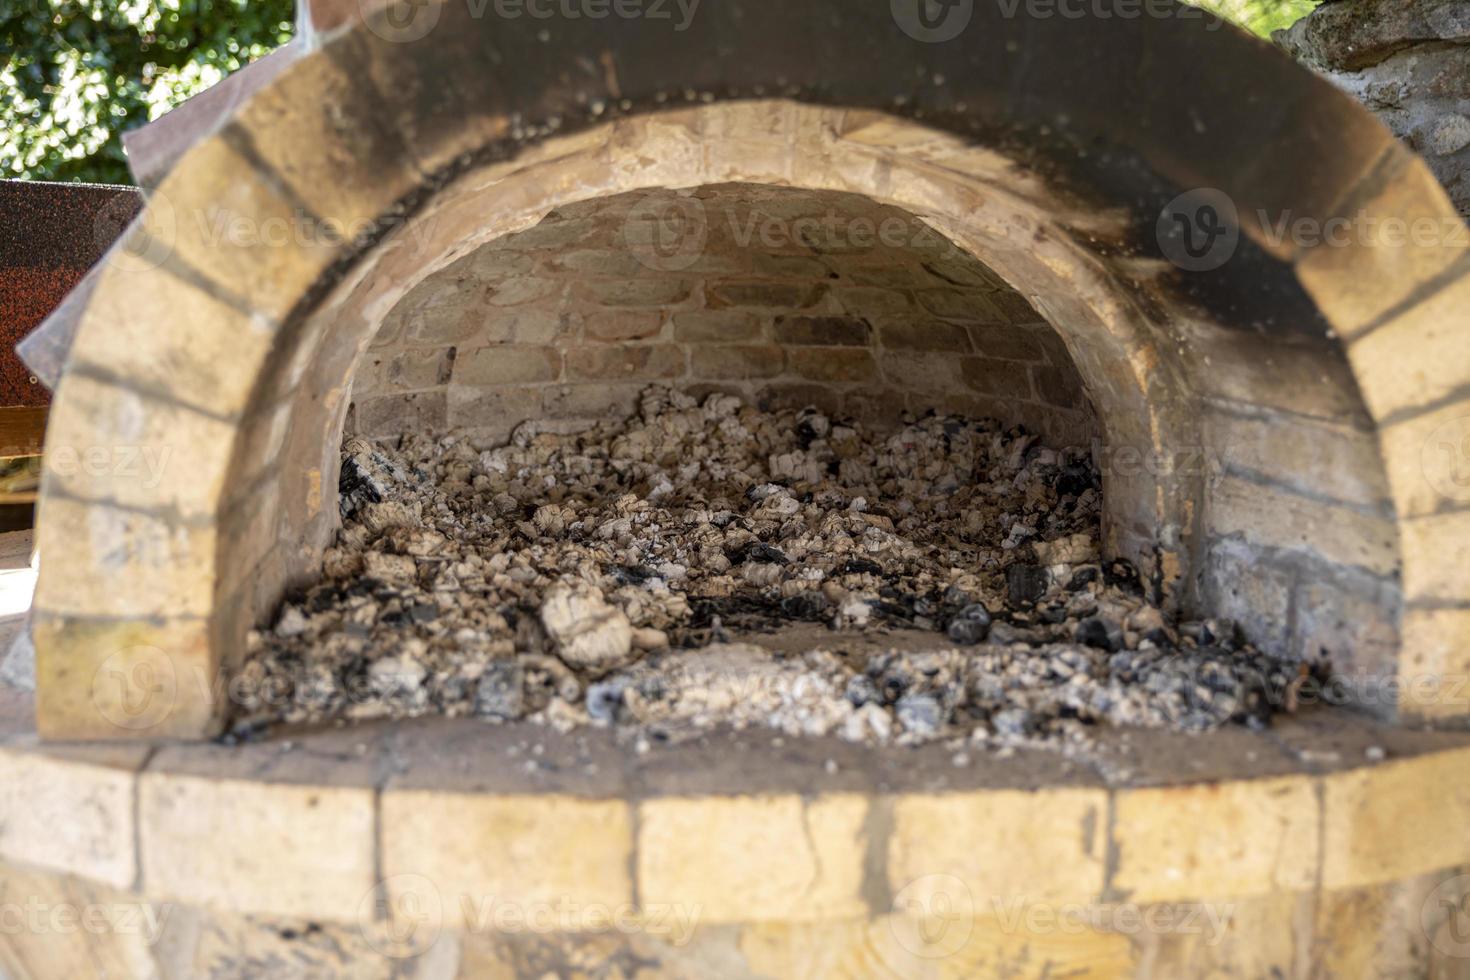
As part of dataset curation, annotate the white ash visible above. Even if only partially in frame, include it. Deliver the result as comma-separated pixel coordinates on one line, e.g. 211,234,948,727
234,388,1319,749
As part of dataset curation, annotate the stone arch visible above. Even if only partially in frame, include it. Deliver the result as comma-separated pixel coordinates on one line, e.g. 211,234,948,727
31,0,1469,738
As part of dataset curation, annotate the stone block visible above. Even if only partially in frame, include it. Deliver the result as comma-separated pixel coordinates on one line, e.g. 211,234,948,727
690,346,786,380
1112,777,1319,902
787,348,877,384
962,357,1035,399
565,346,685,382
674,311,764,343
383,792,633,930
774,316,871,346
574,279,692,308
878,320,973,352
708,281,826,311
584,311,666,343
638,794,868,924
889,789,1107,906
453,346,560,386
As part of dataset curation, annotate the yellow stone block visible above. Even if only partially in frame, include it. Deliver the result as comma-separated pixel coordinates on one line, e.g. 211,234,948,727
1113,777,1319,903
638,794,869,924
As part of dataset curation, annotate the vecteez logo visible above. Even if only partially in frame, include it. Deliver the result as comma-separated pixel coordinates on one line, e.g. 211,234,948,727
361,0,442,42
1156,187,1240,273
892,0,974,42
625,194,709,272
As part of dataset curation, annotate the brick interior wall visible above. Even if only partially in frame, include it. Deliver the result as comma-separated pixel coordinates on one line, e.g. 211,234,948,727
348,184,1098,449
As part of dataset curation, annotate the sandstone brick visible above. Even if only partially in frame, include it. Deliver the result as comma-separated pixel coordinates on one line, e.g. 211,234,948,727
489,277,564,307
989,290,1044,323
44,373,234,518
566,346,685,382
584,311,666,342
542,383,643,421
353,390,447,437
1204,408,1392,510
383,792,633,929
574,278,692,308
1397,609,1470,720
1197,541,1296,655
1207,475,1399,578
1113,777,1319,902
1294,578,1399,686
135,136,341,325
1139,890,1307,980
923,256,1004,289
363,347,455,391
1322,748,1470,890
774,316,871,346
916,288,1002,321
889,789,1107,905
1196,333,1370,424
32,613,220,740
1399,510,1470,605
964,325,1045,362
230,50,421,238
67,275,273,419
708,281,826,310
1297,151,1467,339
35,496,215,619
750,253,830,279
550,249,650,277
674,310,764,343
1348,274,1470,420
787,348,877,384
0,740,146,887
1031,362,1088,410
758,383,845,417
838,260,931,288
878,320,972,352
453,346,560,386
142,770,375,920
962,357,1036,399
836,286,913,316
880,351,963,390
638,794,868,923
465,247,536,279
392,281,488,346
497,218,600,251
446,386,542,438
690,345,786,380
1377,398,1470,518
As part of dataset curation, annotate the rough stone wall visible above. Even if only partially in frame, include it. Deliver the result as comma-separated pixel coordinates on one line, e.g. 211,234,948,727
349,184,1098,450
1189,329,1401,687
1279,0,1470,217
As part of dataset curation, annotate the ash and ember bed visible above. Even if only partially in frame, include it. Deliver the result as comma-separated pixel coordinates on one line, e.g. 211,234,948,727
232,388,1322,753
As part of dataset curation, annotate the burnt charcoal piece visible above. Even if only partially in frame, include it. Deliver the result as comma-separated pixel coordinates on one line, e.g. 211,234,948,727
1067,567,1099,591
842,557,884,576
474,661,524,720
1056,461,1098,498
730,542,790,565
1007,564,1049,608
946,604,993,645
1037,603,1069,625
781,592,831,620
409,603,438,624
610,564,657,585
1104,558,1143,594
338,454,387,518
1075,617,1122,652
1142,627,1175,649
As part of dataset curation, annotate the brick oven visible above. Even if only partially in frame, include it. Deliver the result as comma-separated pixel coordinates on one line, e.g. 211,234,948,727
4,0,1470,975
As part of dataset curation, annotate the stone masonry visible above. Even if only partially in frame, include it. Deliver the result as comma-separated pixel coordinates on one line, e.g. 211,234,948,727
348,184,1098,452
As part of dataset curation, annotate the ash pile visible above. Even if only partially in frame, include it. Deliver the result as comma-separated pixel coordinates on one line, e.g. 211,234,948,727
236,388,1320,750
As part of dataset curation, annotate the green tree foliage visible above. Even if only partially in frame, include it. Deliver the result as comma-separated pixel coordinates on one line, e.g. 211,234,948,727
1,0,293,185
1189,0,1322,37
